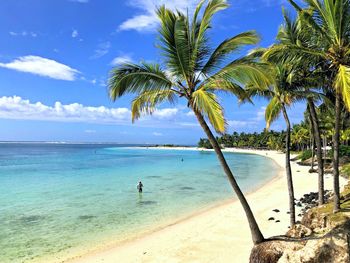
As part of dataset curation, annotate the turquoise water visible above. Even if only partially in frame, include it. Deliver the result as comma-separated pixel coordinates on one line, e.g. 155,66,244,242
0,143,278,263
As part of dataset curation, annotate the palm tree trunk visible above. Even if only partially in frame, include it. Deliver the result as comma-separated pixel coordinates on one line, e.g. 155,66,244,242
311,136,315,171
333,93,341,212
281,105,296,226
192,108,265,244
307,98,324,205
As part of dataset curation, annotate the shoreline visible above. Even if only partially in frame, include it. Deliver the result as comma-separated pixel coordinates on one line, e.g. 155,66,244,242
64,148,346,263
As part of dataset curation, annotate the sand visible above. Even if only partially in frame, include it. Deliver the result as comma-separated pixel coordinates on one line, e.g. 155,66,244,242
67,148,347,263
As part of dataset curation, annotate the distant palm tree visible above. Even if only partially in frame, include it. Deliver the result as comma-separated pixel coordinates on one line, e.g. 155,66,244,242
247,63,300,226
108,0,269,244
266,0,350,212
267,8,327,205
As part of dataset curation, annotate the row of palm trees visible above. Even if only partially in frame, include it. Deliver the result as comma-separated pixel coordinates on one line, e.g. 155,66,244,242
107,0,350,245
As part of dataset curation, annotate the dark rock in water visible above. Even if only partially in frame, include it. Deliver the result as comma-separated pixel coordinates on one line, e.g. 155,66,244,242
179,186,195,190
298,214,302,217
78,215,96,220
275,220,280,223
296,202,302,207
272,209,280,213
268,217,275,221
139,201,157,205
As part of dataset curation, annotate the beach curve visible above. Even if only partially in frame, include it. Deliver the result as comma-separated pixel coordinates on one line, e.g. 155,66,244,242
65,148,347,263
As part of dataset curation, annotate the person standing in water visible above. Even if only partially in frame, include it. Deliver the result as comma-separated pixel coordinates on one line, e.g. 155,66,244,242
137,181,143,193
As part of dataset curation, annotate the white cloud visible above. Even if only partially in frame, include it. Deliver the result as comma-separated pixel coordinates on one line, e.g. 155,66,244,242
227,120,254,128
0,56,80,81
9,31,37,37
0,96,131,124
91,41,111,59
111,55,133,66
186,111,195,117
72,29,78,38
227,106,267,129
0,96,189,128
152,108,178,119
119,0,198,32
152,132,163,136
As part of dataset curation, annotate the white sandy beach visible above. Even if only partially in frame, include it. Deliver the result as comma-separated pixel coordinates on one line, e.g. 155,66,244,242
67,148,347,263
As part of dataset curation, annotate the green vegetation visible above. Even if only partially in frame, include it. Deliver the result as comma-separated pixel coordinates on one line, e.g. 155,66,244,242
108,0,350,246
299,149,313,162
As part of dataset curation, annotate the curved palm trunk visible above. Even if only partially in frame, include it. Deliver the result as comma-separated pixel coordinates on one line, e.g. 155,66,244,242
307,98,324,205
333,93,341,212
281,105,296,226
192,108,265,244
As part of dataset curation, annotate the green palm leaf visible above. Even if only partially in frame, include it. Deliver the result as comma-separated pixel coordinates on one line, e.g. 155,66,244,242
191,89,225,133
265,97,282,130
131,90,177,122
335,65,350,110
201,31,260,75
109,63,173,100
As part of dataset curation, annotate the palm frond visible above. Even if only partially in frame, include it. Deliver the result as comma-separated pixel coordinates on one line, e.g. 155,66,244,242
334,65,350,110
265,96,282,130
201,31,260,75
191,89,226,133
108,62,173,100
131,90,177,122
204,57,271,91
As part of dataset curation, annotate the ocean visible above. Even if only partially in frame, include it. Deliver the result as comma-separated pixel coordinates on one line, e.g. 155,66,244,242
0,143,278,262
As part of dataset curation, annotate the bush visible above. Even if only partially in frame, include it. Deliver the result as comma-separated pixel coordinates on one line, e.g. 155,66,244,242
341,163,350,178
299,149,313,161
328,145,350,158
340,145,350,157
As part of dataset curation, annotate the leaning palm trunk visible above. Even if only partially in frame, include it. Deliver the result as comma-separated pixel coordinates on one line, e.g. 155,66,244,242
193,107,265,244
333,93,341,212
307,98,324,205
281,104,295,226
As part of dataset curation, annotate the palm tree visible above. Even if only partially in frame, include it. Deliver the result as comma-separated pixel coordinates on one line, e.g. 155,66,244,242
108,0,270,244
266,0,350,212
247,63,299,227
268,8,327,205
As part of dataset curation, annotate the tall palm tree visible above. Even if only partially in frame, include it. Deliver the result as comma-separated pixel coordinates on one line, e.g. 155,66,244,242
268,8,327,205
247,64,299,227
108,0,270,244
266,0,350,212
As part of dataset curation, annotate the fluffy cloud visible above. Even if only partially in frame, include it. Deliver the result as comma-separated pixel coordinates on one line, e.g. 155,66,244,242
0,56,80,81
0,96,131,124
0,96,185,126
152,108,178,119
119,0,199,32
72,29,78,38
110,55,133,66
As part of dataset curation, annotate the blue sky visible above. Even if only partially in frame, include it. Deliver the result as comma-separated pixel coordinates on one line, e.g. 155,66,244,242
0,0,305,144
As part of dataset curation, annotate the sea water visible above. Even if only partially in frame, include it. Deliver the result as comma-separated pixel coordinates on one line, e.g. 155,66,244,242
0,143,278,262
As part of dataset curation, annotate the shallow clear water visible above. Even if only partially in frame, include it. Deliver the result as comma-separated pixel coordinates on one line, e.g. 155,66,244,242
0,143,278,262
